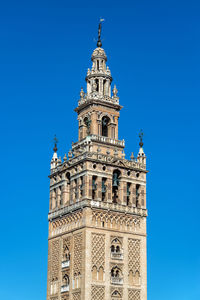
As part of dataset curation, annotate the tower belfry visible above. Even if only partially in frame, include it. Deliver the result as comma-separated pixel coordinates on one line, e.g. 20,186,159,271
47,24,147,300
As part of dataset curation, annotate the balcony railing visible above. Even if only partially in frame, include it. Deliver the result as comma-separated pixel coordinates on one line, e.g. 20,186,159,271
111,277,123,285
90,134,125,147
62,260,70,268
111,252,123,260
61,285,69,293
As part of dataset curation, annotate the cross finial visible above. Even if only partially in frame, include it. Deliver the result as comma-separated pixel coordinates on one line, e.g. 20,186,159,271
53,135,58,152
97,18,105,47
139,130,144,148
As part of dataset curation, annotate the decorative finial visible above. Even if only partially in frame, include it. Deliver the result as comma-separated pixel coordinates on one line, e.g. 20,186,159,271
97,18,105,47
53,135,58,152
112,84,118,97
80,87,84,99
139,130,144,148
130,152,135,161
68,149,73,159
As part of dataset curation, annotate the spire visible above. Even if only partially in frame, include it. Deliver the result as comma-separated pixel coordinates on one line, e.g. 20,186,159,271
139,130,144,148
97,18,104,47
137,130,146,165
51,135,58,170
53,135,58,152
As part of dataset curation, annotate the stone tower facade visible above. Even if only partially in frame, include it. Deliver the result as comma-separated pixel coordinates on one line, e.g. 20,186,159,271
47,30,147,300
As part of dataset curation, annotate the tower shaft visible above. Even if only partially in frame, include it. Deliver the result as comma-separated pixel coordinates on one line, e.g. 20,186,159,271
47,38,147,300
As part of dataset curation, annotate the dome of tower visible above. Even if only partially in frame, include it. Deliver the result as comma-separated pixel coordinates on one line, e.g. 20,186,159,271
91,47,107,61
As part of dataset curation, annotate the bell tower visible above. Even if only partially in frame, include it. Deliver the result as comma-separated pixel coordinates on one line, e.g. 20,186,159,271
47,22,147,300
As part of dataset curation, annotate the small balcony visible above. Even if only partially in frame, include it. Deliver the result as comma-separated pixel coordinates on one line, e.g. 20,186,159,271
62,260,70,268
90,134,125,147
111,277,123,285
61,285,69,293
111,252,123,260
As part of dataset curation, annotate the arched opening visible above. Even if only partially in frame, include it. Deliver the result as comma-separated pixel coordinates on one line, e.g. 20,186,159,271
99,267,104,281
92,266,97,280
111,245,115,253
127,182,131,206
102,116,110,137
116,245,120,253
63,274,69,285
136,184,140,207
111,266,123,284
95,79,99,92
112,170,121,203
110,238,123,259
102,177,107,201
84,117,91,136
92,176,97,200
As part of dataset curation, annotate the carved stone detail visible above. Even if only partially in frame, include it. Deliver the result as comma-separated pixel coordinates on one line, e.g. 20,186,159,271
72,290,81,300
128,289,140,300
92,233,105,270
51,239,60,281
91,285,105,300
50,211,83,237
92,210,140,231
128,239,140,274
73,233,83,276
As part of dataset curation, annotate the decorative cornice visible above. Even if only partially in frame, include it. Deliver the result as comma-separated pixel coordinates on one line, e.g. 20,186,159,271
48,199,147,221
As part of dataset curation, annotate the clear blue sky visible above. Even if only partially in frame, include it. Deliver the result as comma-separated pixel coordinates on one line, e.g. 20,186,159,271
0,0,199,299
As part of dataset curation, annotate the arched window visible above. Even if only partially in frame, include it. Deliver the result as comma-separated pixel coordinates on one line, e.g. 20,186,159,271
92,176,97,200
111,245,115,253
102,116,110,137
110,238,123,259
63,274,69,285
84,117,91,136
112,170,121,203
66,172,70,184
95,79,99,92
116,245,120,253
111,266,123,284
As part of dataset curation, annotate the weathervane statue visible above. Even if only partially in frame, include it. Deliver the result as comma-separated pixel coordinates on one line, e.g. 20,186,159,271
97,18,105,47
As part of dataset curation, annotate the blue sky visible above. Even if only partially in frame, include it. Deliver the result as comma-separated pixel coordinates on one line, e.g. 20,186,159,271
0,0,200,299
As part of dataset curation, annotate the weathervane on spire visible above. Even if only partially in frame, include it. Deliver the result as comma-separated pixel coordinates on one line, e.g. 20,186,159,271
97,18,105,47
53,135,58,152
139,130,144,148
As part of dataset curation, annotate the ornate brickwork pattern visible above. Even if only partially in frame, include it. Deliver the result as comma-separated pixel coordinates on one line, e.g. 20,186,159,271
128,239,140,274
52,211,83,230
91,285,105,300
92,233,105,270
128,289,140,300
72,291,81,300
73,233,83,276
51,239,60,280
63,236,71,251
92,210,140,231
